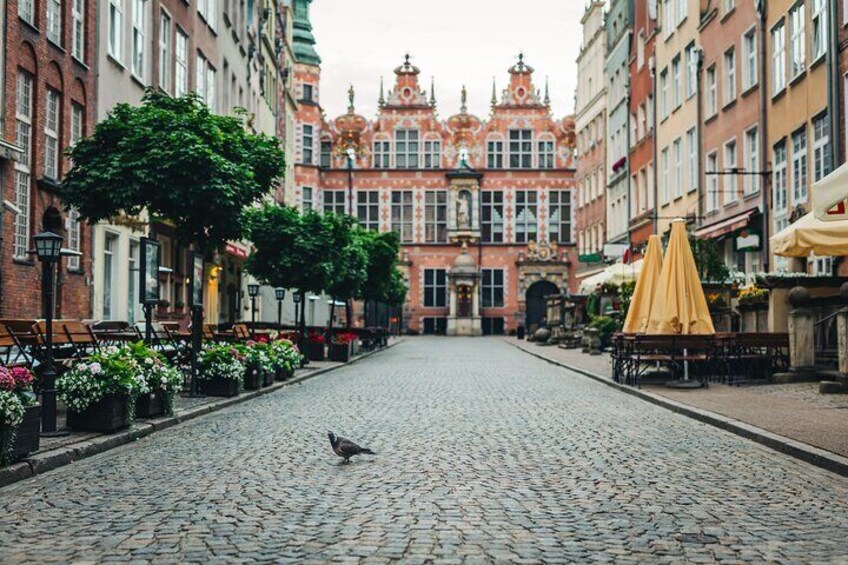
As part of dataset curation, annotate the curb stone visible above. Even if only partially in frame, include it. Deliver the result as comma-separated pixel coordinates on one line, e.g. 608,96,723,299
508,339,848,479
0,340,401,489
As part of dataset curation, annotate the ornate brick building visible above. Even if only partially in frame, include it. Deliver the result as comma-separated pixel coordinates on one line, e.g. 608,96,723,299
292,5,576,335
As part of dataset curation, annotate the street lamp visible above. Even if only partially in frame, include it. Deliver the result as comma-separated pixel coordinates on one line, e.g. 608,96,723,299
274,287,286,328
293,291,302,326
33,231,64,436
248,283,260,325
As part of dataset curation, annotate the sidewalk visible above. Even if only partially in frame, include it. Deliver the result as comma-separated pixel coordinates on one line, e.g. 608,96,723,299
508,337,848,471
0,341,400,488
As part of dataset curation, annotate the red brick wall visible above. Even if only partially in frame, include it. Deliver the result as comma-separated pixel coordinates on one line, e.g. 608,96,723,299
2,0,98,319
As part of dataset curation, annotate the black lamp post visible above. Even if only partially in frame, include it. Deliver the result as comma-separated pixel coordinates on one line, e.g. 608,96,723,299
248,283,260,325
275,287,286,328
33,231,64,436
293,291,301,327
188,252,205,397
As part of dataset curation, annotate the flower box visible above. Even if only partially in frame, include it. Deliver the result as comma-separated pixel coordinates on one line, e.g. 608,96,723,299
263,368,275,387
11,404,40,460
307,341,325,361
243,367,263,390
329,342,352,363
135,391,169,419
275,365,293,381
67,393,133,433
199,376,241,397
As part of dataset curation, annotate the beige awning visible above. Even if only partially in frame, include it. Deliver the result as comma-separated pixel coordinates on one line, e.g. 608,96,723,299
771,211,848,257
812,162,848,222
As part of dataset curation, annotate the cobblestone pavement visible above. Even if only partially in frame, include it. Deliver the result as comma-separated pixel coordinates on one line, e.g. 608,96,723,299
2,337,848,564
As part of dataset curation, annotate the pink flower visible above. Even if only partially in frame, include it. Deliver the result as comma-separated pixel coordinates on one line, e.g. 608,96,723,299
0,369,14,391
10,367,33,387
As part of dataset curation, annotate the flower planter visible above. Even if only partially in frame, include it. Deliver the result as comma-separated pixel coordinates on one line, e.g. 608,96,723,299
67,393,133,433
243,367,263,390
307,342,325,362
135,391,169,419
199,376,241,397
263,368,275,387
275,365,294,381
329,342,352,363
11,404,40,460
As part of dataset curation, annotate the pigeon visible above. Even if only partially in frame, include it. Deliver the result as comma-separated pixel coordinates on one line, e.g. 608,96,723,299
328,431,375,464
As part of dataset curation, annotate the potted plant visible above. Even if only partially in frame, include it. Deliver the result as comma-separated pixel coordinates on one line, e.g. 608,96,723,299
197,344,245,397
738,283,768,305
58,346,148,433
0,390,25,466
126,342,183,418
329,332,356,362
238,342,274,390
306,333,326,362
0,367,39,462
270,339,302,381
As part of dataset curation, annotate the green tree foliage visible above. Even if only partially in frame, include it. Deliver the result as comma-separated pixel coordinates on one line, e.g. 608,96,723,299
63,90,284,250
383,268,408,307
324,215,368,303
689,235,730,283
357,230,402,303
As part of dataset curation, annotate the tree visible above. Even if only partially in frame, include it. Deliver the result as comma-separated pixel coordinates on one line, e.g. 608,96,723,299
323,217,368,328
63,90,284,250
358,230,402,303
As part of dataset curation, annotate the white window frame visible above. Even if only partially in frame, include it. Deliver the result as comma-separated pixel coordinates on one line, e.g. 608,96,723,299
742,28,758,91
487,138,504,168
13,72,34,260
706,65,717,117
175,28,188,96
813,112,831,183
672,56,682,109
481,269,505,308
724,48,736,106
660,69,669,119
481,191,504,243
67,208,82,270
356,191,380,231
743,127,759,195
706,151,719,212
509,129,533,169
773,142,788,214
537,137,555,169
322,189,346,216
18,0,35,25
791,126,808,203
772,20,787,95
514,190,538,243
673,138,683,198
423,269,447,308
548,190,572,244
132,0,147,82
72,0,85,61
391,190,414,243
789,3,806,80
811,0,828,62
723,139,738,205
661,147,670,204
685,43,698,99
395,129,420,169
47,0,62,45
301,124,314,165
373,138,390,168
159,10,173,93
70,103,84,146
424,138,441,169
687,128,698,193
109,0,124,63
424,191,447,243
44,90,61,180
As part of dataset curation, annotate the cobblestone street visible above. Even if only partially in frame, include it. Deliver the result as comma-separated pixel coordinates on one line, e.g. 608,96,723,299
2,337,848,563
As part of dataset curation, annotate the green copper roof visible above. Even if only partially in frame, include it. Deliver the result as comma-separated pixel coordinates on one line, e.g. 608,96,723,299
293,0,321,65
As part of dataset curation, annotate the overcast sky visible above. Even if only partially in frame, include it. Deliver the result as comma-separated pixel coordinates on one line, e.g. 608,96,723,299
310,1,586,121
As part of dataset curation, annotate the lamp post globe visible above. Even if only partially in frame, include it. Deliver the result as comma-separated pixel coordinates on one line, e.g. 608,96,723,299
34,231,64,262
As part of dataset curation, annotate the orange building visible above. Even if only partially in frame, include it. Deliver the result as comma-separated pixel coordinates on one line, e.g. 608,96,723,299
292,16,576,334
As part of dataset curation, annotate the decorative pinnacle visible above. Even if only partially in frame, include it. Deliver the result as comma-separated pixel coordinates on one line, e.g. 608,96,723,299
347,84,355,113
544,76,550,106
460,85,468,114
430,77,436,107
517,52,525,70
491,77,497,108
378,76,385,108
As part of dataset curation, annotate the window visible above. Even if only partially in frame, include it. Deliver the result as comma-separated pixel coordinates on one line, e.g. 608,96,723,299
538,139,555,169
724,48,736,105
813,113,831,182
772,21,786,94
677,0,687,24
356,191,380,231
206,64,216,112
424,140,441,169
509,130,533,169
706,151,718,211
661,147,670,203
660,69,669,119
395,129,419,169
789,4,805,79
487,140,504,168
673,138,683,198
423,269,447,308
373,139,390,168
70,103,84,146
548,190,571,244
302,84,313,102
685,43,697,99
302,187,313,211
791,127,808,202
743,29,757,90
175,29,188,96
159,11,172,93
198,0,215,30
320,140,332,168
72,0,85,61
103,234,118,319
706,66,717,117
109,0,124,62
687,128,698,192
391,190,413,242
47,0,61,45
482,269,505,308
672,56,682,109
812,0,828,61
132,0,147,80
67,208,81,270
481,191,504,243
424,191,447,243
744,127,759,195
664,0,674,38
774,142,788,213
323,190,346,215
13,72,33,260
19,0,34,24
514,191,537,243
724,0,735,13
302,124,313,164
724,140,738,204
44,90,60,180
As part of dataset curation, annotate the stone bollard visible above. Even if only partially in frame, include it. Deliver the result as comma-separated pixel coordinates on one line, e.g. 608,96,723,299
838,283,848,376
775,286,819,383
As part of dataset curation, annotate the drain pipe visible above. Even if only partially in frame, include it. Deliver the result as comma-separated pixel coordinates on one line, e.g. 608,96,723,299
828,0,842,168
758,0,770,272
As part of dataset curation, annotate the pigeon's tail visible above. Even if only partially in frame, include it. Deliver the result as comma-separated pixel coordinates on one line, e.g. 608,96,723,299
361,448,376,455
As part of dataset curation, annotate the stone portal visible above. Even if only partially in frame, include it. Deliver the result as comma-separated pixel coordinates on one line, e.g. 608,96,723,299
447,243,482,336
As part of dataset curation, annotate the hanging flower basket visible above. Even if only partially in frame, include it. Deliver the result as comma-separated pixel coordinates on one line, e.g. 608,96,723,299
67,393,134,433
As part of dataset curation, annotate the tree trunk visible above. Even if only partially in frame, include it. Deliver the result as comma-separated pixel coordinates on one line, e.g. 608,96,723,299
299,290,306,352
345,299,353,329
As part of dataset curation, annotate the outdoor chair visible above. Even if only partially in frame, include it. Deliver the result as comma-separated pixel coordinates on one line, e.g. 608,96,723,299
232,324,252,342
32,320,83,367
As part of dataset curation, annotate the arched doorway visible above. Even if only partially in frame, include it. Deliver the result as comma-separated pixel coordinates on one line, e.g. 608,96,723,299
525,280,558,332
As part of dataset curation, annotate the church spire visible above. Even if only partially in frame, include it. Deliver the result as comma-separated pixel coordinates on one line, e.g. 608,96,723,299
292,0,321,65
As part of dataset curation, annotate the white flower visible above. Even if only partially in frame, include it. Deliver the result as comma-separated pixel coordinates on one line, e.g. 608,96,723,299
89,363,102,375
144,358,154,366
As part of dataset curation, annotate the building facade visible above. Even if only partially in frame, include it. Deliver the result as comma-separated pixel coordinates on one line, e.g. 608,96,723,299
1,0,97,318
695,0,767,274
605,0,633,250
575,1,608,286
628,0,658,255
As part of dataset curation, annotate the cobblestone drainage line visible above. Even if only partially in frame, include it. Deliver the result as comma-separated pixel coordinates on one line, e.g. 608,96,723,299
0,340,402,490
507,340,848,479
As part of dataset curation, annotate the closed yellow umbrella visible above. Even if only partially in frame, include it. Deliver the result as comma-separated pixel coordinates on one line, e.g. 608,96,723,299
770,211,848,257
646,219,715,335
622,235,663,333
